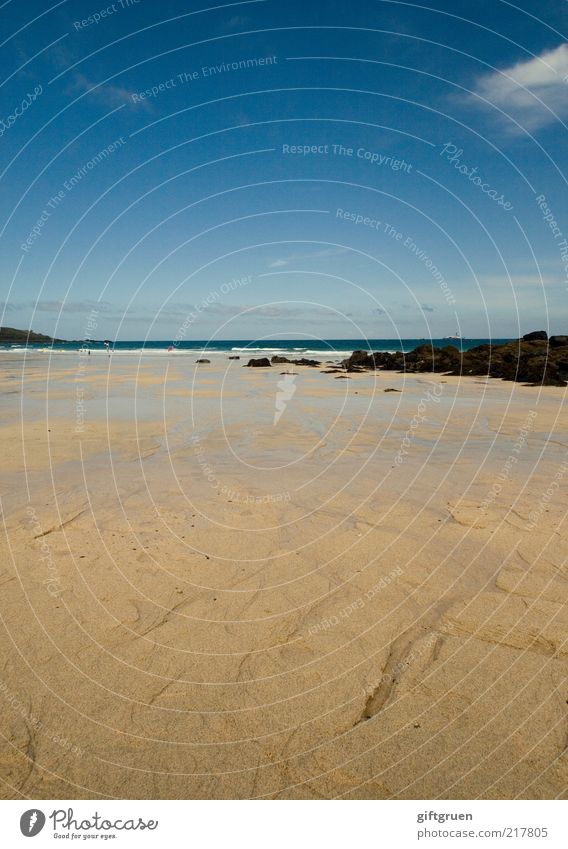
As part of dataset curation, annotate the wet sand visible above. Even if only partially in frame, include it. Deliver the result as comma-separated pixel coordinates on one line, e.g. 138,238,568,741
1,352,568,799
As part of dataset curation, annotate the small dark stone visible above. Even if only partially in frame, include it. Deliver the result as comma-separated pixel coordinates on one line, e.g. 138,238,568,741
246,357,271,367
196,358,210,363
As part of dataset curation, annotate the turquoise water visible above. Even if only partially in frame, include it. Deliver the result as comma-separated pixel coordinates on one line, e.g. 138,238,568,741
0,338,512,356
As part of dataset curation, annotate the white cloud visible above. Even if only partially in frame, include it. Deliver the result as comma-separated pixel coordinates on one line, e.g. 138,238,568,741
472,43,568,132
34,299,115,314
267,247,349,268
70,73,149,112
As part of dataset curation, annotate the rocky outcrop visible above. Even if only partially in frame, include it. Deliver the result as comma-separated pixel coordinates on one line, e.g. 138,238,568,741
340,336,568,386
271,355,321,366
196,358,211,363
246,357,271,367
522,330,548,341
292,357,321,367
345,350,374,367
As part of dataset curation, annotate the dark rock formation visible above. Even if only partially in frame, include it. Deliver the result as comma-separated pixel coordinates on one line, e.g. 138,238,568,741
228,355,240,359
271,355,320,366
196,358,210,363
339,335,568,386
292,358,321,367
522,331,548,341
246,357,271,367
346,350,373,367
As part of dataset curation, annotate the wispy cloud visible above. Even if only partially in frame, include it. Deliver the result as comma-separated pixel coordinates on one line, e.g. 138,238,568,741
4,299,116,315
119,302,337,324
244,304,333,319
268,247,350,269
192,303,335,320
478,273,563,289
37,299,115,314
470,43,568,132
222,15,250,31
70,73,149,112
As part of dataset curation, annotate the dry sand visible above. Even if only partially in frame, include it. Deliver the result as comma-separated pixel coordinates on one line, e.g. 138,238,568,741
1,351,568,799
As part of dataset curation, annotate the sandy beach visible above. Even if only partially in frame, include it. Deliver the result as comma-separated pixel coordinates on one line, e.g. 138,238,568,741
1,351,568,799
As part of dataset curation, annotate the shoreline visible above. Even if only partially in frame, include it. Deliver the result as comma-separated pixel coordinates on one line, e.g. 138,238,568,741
3,333,567,389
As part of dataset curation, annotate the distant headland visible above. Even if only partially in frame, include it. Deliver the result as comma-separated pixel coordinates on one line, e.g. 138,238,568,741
0,326,63,344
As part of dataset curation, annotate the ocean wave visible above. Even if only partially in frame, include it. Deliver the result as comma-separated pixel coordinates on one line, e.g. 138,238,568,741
229,346,343,356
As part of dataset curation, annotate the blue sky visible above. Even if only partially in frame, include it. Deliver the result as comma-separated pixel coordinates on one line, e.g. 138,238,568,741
1,0,567,340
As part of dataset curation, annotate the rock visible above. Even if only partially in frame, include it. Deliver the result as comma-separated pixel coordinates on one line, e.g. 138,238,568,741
196,358,210,363
349,350,373,365
440,345,461,361
384,388,401,392
342,350,375,369
461,344,491,376
228,355,240,359
522,331,548,341
246,358,271,367
327,333,568,386
269,355,320,366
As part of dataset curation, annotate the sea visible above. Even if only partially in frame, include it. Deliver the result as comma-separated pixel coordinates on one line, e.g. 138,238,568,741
0,338,512,359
